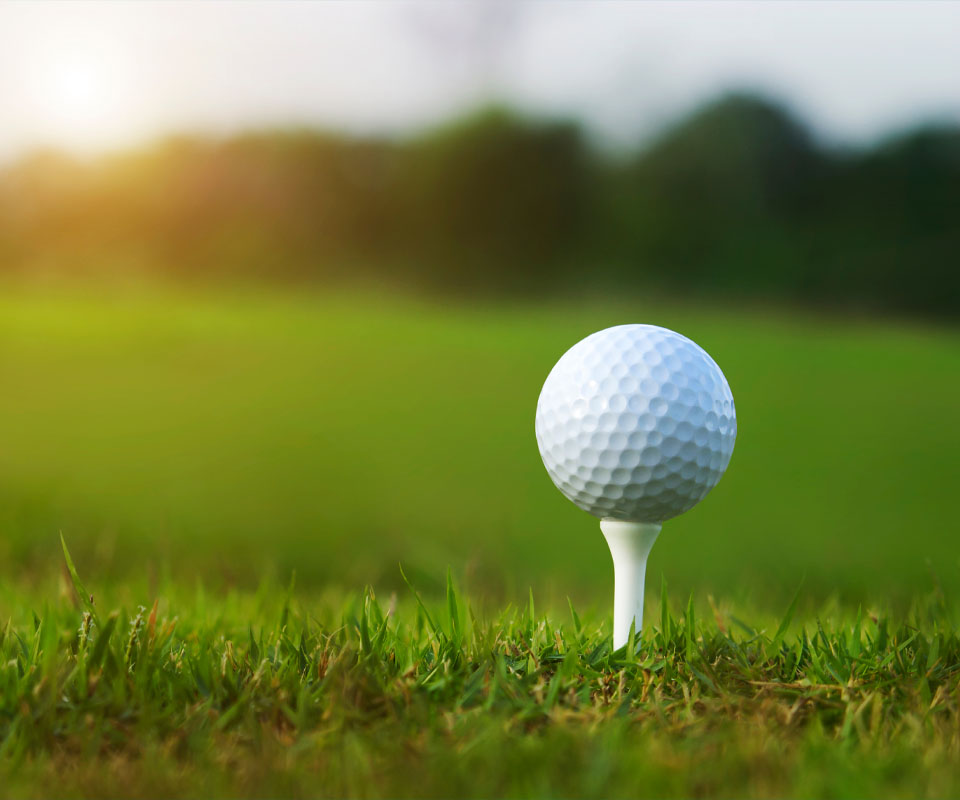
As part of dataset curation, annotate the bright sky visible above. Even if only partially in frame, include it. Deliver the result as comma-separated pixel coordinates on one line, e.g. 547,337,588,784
1,1,959,161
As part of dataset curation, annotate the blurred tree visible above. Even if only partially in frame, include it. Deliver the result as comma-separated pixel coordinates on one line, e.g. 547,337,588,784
598,93,824,294
812,126,960,314
394,107,591,290
0,92,956,316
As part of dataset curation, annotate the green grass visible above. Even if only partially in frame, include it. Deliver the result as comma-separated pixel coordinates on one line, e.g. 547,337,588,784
0,287,957,605
1,544,958,798
0,285,958,796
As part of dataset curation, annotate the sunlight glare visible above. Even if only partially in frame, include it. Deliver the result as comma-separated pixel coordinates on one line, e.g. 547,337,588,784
29,48,130,151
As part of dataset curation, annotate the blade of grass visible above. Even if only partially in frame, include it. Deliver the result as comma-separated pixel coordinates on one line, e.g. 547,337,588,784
60,534,97,621
399,563,441,639
447,569,462,646
771,580,804,654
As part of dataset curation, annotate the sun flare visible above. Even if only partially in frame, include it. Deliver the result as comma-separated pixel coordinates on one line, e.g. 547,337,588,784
17,32,139,154
37,57,116,131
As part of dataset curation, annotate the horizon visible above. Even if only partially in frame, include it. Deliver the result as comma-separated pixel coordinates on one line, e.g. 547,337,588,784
3,89,957,170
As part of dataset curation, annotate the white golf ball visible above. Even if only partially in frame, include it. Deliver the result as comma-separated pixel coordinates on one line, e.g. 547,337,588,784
536,324,736,523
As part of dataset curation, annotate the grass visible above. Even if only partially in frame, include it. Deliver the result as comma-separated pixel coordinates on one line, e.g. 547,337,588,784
0,542,958,798
0,284,958,796
0,286,957,606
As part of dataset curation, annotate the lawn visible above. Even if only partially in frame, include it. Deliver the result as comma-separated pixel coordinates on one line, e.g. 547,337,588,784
0,286,955,603
0,286,958,797
1,546,958,798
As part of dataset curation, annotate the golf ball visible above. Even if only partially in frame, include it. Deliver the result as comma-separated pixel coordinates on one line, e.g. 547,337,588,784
535,324,736,523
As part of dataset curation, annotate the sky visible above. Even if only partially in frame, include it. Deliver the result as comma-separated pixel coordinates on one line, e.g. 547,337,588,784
1,1,959,161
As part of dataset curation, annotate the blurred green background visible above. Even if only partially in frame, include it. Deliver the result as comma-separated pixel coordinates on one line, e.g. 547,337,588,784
0,285,956,608
0,3,958,610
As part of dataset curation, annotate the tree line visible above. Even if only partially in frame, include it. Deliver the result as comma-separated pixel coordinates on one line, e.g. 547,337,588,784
0,93,956,316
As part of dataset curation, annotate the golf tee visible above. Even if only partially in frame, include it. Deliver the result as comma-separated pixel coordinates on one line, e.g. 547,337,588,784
600,519,662,649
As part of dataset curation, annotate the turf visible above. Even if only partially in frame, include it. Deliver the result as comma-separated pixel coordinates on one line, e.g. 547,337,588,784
0,287,956,605
1,544,958,799
0,286,957,797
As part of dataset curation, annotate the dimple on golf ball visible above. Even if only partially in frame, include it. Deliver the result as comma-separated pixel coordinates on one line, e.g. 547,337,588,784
535,324,736,523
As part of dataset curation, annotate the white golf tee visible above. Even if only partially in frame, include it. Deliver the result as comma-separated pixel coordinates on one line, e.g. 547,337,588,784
600,519,662,649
